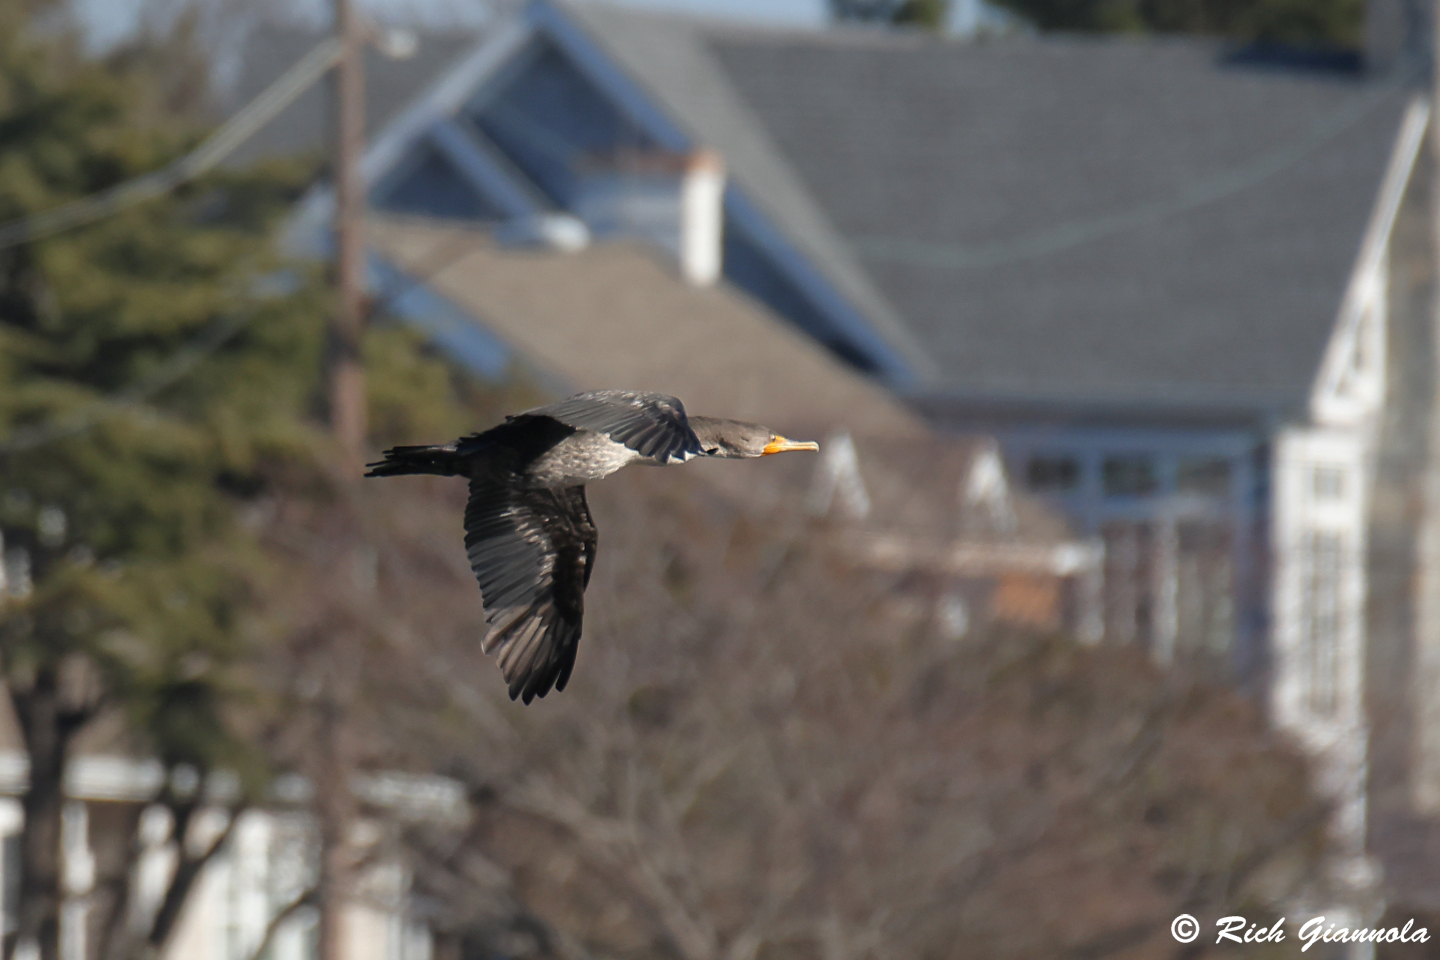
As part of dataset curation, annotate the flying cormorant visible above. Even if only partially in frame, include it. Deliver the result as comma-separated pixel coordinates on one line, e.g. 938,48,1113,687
365,390,819,703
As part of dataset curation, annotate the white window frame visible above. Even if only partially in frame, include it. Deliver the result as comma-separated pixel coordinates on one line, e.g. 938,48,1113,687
1271,428,1368,745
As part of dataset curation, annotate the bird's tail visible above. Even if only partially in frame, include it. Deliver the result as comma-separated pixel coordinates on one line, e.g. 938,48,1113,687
365,443,465,478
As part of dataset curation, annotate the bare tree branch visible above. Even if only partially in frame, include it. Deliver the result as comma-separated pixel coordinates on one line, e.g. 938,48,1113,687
242,886,317,960
146,804,247,955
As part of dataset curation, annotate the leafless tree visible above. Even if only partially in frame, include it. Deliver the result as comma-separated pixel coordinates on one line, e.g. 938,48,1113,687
299,465,1336,960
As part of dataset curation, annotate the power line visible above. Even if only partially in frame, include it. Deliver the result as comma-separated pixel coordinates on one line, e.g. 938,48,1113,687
0,230,484,457
0,35,345,455
0,27,478,458
0,37,342,252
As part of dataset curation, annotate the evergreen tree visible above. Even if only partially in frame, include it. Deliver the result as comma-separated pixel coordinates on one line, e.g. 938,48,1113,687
989,0,1361,46
0,4,330,956
829,0,952,31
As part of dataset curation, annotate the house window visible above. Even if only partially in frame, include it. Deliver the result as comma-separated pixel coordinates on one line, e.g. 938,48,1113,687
1176,456,1231,497
1312,466,1345,500
1301,530,1343,717
1026,455,1079,493
1103,455,1156,497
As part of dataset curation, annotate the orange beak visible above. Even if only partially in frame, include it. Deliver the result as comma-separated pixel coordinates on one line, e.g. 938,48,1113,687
761,436,821,456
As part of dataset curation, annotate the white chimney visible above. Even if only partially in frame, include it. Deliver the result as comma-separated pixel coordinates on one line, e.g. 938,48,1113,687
679,149,725,286
572,148,725,283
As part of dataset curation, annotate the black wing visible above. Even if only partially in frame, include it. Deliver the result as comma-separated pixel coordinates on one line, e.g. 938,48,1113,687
463,474,598,704
520,390,702,464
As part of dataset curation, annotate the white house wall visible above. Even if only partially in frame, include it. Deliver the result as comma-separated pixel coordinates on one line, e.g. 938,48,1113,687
0,784,433,960
1271,427,1372,855
155,810,420,960
1273,97,1421,871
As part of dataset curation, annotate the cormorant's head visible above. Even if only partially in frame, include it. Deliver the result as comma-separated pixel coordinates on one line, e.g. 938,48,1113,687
689,417,820,459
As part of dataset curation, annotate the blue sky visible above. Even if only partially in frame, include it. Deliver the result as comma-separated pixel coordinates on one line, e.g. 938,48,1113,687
572,0,827,25
73,0,832,51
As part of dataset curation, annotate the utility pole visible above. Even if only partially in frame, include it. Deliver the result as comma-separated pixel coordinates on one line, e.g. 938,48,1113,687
317,4,365,960
315,681,357,960
329,0,367,470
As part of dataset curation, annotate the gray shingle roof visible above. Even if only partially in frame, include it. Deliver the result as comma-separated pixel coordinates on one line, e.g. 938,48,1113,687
221,27,480,168
367,215,928,441
563,5,1413,419
711,34,1412,417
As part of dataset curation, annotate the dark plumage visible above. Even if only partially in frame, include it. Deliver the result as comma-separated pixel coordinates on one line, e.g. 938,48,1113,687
365,390,819,703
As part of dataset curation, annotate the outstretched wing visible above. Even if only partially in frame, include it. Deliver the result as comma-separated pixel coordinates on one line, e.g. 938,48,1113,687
520,390,702,464
463,475,598,704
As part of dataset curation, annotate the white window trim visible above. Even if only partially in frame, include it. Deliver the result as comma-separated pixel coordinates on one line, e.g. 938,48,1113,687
1310,95,1428,427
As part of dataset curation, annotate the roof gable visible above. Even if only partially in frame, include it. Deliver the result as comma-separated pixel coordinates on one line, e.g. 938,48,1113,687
549,1,935,382
523,2,934,382
278,4,931,384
